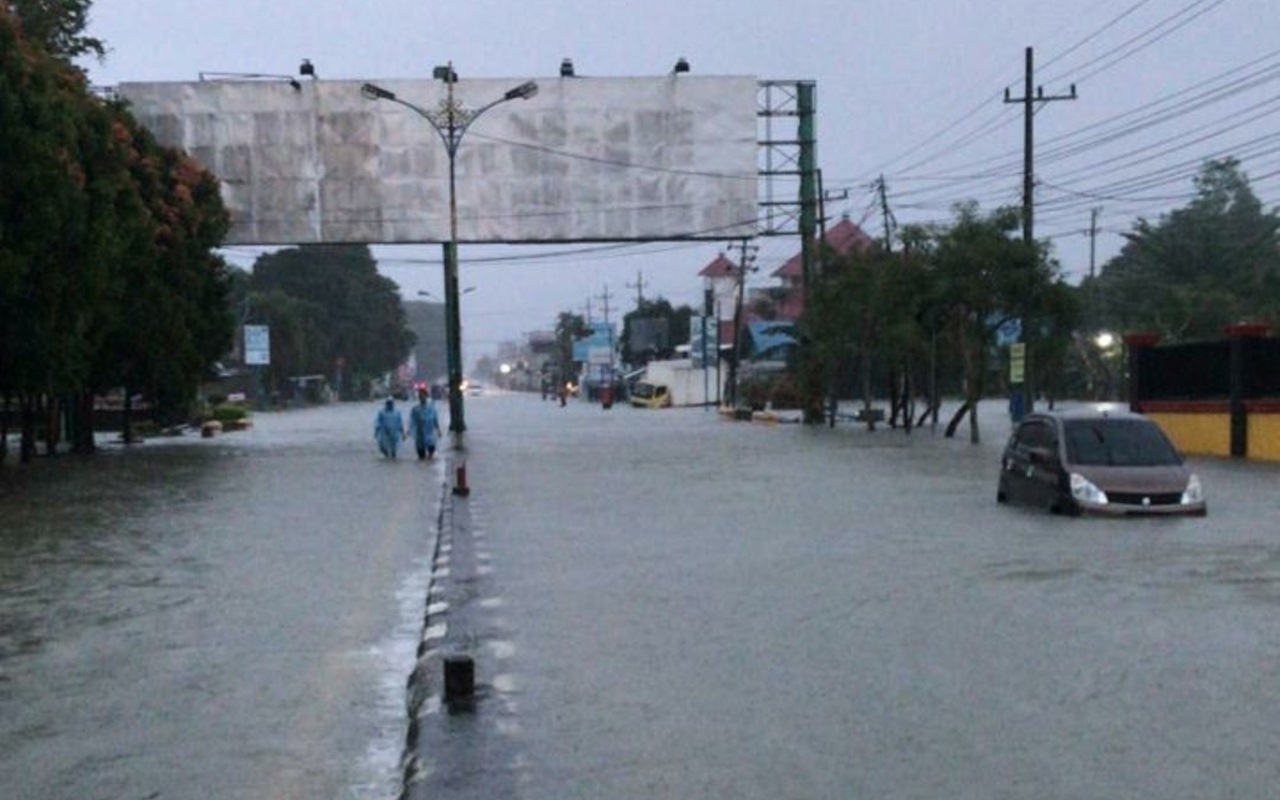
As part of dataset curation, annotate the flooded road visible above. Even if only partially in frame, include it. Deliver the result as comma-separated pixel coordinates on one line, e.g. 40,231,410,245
4,392,1280,799
414,393,1280,799
0,403,444,800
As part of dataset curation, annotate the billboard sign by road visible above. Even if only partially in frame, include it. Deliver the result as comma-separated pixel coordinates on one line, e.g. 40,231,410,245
118,76,759,246
244,325,271,366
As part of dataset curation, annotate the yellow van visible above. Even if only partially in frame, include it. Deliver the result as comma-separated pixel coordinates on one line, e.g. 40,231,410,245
629,381,671,408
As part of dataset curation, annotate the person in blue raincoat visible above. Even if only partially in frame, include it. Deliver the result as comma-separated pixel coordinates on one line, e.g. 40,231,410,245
407,388,442,460
374,398,404,458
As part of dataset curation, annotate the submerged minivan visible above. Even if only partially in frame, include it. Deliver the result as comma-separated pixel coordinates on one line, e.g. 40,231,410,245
997,408,1206,516
629,381,671,408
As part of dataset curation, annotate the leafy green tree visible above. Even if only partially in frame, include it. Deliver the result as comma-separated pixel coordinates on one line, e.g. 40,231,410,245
1,8,231,457
928,203,1051,443
95,119,232,432
620,297,692,365
1086,158,1280,341
1026,280,1081,405
59,95,149,451
4,0,103,59
246,289,328,397
552,311,589,387
250,245,413,399
0,10,95,457
805,243,931,427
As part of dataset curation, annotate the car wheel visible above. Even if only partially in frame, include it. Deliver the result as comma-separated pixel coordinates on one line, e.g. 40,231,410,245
1050,496,1081,516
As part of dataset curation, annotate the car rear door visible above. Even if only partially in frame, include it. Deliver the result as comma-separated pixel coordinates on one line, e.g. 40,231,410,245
1027,420,1066,508
1005,418,1060,507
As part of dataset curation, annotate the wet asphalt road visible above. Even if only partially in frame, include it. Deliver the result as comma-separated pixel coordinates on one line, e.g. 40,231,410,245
413,393,1280,800
0,404,445,800
3,393,1279,799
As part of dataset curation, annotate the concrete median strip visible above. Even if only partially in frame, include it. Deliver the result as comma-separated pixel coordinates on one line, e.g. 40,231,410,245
401,476,455,793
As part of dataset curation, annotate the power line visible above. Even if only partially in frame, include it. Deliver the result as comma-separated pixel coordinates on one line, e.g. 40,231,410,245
882,50,1280,223
865,3,1269,222
1037,0,1159,73
1046,0,1233,87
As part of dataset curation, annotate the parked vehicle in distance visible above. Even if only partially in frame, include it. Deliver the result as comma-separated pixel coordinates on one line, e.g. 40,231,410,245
997,408,1206,516
629,381,671,409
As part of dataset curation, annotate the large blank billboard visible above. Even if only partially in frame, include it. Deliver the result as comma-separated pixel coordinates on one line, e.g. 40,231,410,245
118,76,759,245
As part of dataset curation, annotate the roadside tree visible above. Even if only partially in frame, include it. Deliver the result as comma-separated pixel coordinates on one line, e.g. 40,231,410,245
250,245,414,399
805,243,931,428
620,297,692,366
1084,158,1280,340
929,203,1061,444
3,0,103,59
0,12,93,458
552,311,590,389
1,7,233,459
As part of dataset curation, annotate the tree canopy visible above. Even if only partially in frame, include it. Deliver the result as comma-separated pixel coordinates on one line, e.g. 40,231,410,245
1084,158,1280,341
800,202,1075,442
552,311,590,384
4,0,103,59
245,244,414,399
620,297,693,365
2,7,231,459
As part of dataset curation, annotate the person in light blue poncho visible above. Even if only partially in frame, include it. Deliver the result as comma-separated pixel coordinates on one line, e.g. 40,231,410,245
407,389,442,460
373,398,404,458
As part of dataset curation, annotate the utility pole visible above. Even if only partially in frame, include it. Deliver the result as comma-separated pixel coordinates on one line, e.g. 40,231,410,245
1085,206,1102,334
597,284,613,327
728,238,758,408
1003,46,1077,421
597,283,616,388
876,174,896,252
626,270,648,307
1088,207,1100,279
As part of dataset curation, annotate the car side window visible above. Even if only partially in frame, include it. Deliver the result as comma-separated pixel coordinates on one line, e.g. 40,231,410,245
1042,423,1058,448
1016,420,1061,454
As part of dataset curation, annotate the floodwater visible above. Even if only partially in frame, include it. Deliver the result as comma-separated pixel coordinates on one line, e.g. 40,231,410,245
413,393,1280,799
4,393,1280,800
0,403,444,800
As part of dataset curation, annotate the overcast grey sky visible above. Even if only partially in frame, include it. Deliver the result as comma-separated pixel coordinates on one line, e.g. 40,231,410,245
78,0,1278,362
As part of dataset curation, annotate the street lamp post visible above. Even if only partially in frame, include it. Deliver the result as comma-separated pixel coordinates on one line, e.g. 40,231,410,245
361,66,537,445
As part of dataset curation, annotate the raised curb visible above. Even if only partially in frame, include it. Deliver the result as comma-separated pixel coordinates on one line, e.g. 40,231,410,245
398,467,455,797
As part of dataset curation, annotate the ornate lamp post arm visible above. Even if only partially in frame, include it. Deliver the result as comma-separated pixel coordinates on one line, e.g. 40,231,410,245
361,69,537,444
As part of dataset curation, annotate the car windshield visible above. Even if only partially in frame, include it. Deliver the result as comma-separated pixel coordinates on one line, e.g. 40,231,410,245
1063,418,1181,466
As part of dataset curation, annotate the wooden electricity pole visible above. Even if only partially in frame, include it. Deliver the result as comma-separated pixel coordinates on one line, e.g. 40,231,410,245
1003,46,1076,421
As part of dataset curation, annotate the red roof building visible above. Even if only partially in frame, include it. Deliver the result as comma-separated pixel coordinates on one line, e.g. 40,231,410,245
698,253,738,279
769,216,874,319
699,252,743,346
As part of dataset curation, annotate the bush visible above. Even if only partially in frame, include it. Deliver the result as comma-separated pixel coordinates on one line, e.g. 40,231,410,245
738,373,801,410
768,374,802,409
211,403,249,424
132,420,160,438
738,376,771,410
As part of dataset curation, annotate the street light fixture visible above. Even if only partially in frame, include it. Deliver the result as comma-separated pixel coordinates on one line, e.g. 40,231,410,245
417,287,474,300
361,65,537,446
